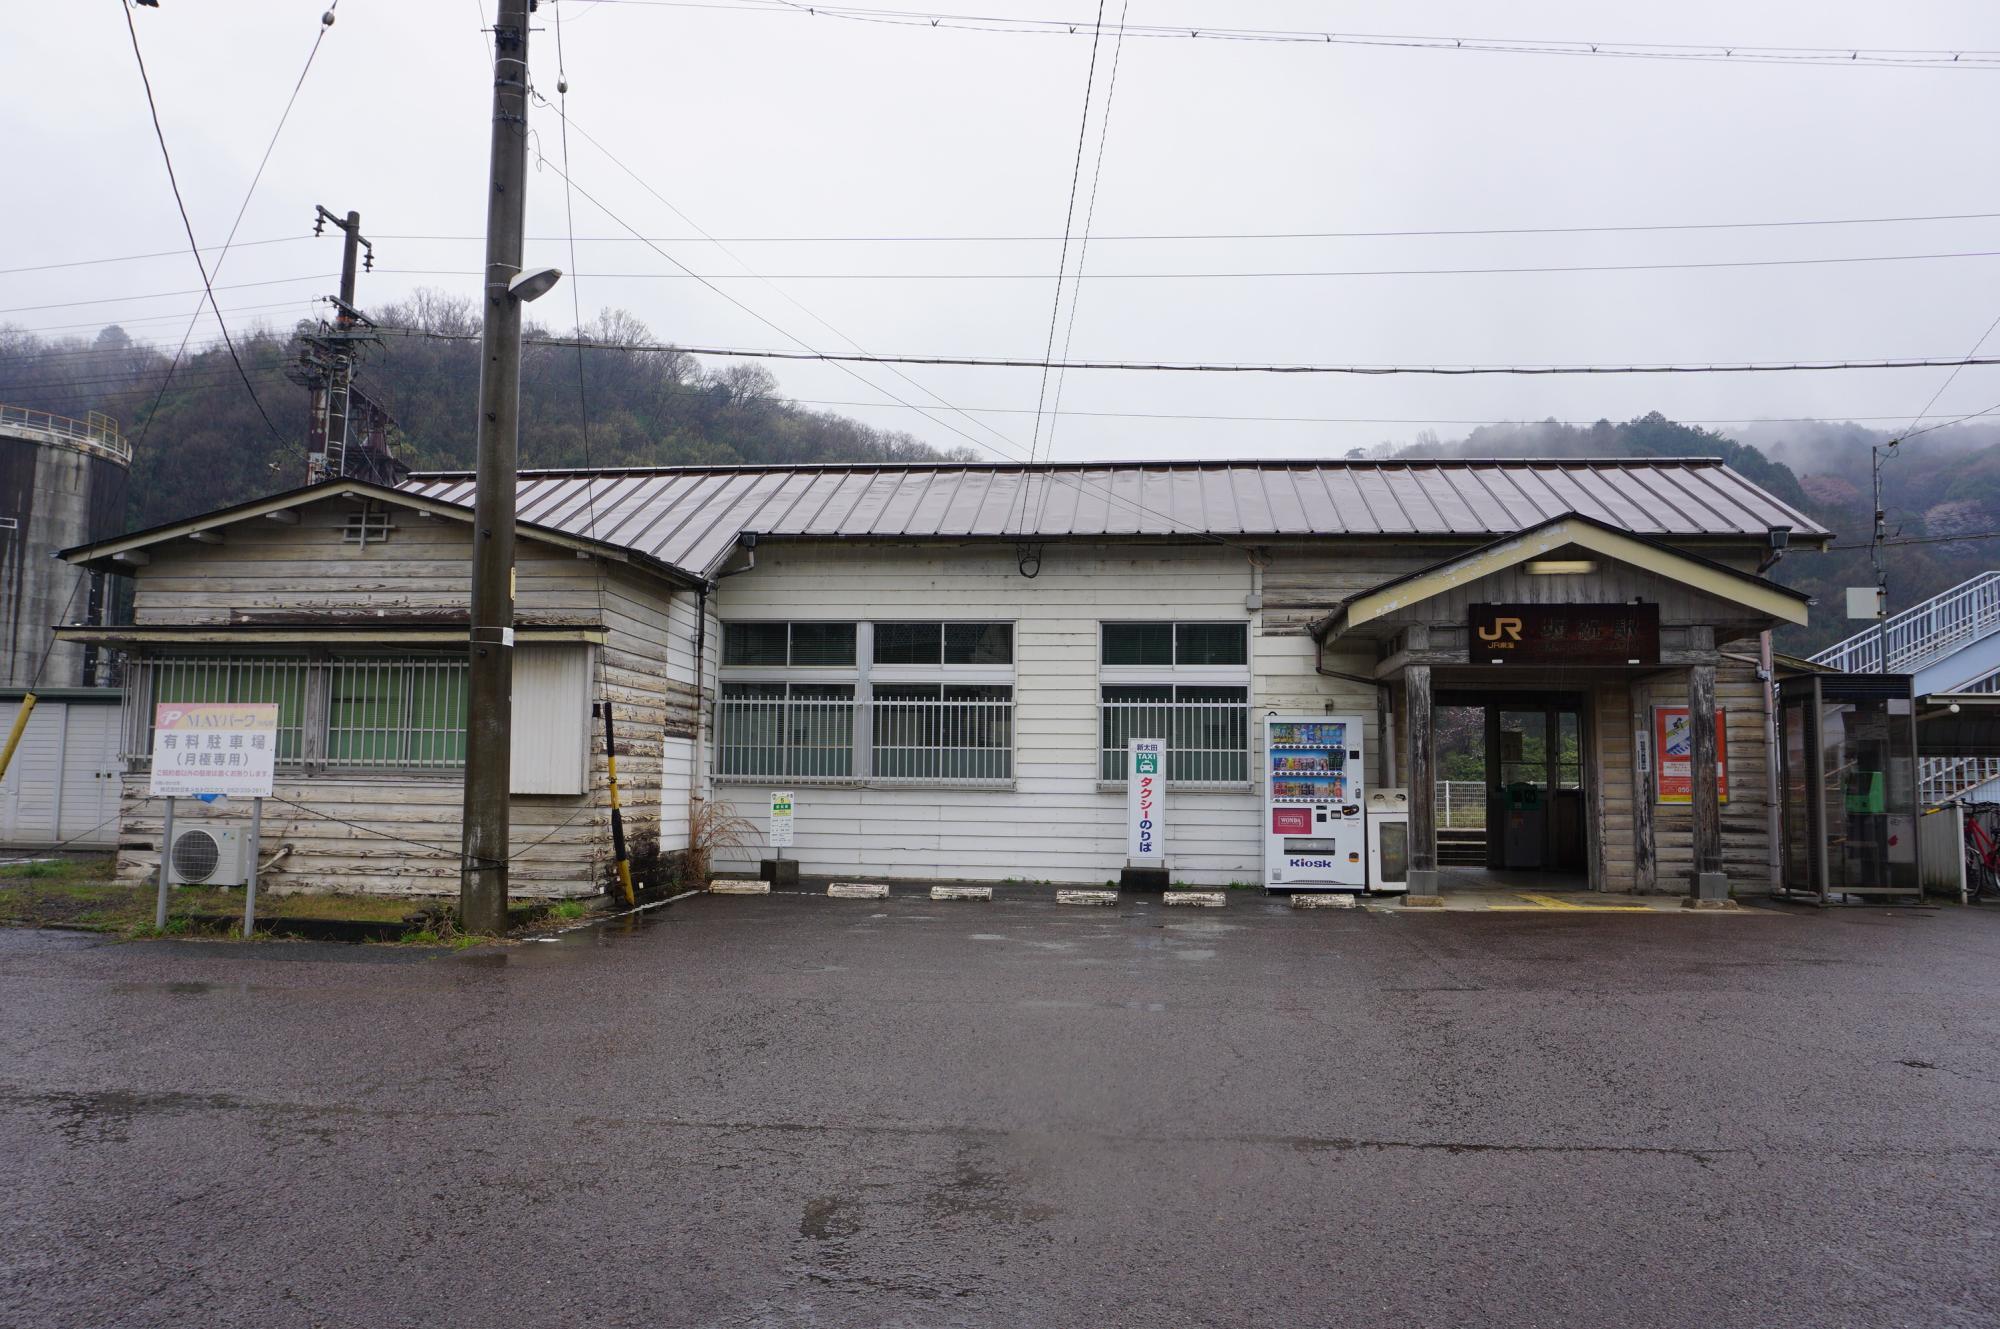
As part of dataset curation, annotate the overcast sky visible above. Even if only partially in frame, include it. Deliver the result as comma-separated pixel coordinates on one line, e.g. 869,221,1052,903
7,0,2000,461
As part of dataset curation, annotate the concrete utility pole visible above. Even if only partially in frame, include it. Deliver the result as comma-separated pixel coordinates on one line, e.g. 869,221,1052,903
460,0,538,933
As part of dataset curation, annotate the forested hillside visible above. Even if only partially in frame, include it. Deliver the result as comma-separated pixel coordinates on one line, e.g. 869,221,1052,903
0,291,973,530
1381,412,2000,656
4,302,1994,657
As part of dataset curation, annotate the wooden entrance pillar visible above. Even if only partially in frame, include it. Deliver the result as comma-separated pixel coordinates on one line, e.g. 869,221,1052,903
1406,664,1438,895
1687,662,1727,900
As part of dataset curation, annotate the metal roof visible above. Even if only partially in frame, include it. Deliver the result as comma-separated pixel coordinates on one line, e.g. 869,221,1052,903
400,459,1827,580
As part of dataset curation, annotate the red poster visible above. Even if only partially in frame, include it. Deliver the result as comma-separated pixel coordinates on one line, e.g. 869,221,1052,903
1655,707,1728,805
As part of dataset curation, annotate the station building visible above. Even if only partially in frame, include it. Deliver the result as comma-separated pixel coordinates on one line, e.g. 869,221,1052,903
56,458,1826,898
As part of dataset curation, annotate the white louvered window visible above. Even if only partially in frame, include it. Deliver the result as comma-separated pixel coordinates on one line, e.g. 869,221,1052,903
716,621,1014,784
1098,621,1251,785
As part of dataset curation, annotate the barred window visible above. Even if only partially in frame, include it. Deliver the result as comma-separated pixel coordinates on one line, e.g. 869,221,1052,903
126,654,470,774
717,620,1015,784
1099,620,1251,785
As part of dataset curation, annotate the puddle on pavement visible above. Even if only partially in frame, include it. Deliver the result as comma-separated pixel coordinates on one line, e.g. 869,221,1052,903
108,980,254,996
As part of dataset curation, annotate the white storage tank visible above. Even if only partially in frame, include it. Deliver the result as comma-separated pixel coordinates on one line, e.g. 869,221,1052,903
0,406,131,689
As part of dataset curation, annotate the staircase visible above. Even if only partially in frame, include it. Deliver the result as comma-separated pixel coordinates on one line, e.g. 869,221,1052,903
1813,573,2000,805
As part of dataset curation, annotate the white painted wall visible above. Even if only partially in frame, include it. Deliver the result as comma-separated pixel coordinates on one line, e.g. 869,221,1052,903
704,542,1376,886
0,698,122,848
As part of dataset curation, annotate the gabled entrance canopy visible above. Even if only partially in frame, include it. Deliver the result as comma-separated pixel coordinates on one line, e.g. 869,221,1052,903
1310,513,1808,644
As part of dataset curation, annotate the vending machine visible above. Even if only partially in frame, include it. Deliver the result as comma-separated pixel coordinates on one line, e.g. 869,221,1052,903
1263,714,1367,891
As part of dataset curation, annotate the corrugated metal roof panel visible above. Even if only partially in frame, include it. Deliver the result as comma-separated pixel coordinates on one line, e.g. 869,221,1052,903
399,458,1826,579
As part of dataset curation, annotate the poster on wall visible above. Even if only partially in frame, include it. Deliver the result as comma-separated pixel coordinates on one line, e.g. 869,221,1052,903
1654,706,1727,805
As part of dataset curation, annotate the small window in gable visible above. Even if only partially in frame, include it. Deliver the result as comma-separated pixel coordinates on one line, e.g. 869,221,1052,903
341,503,395,547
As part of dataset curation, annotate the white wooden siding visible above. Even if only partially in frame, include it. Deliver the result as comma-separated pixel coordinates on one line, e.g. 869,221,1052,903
0,698,122,848
705,542,1378,887
105,494,691,898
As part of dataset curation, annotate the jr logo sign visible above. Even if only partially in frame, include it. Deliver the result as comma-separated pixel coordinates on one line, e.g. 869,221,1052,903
1476,616,1525,645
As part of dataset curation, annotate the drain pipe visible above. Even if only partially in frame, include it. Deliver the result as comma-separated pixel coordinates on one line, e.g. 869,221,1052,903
687,534,759,861
1316,633,1394,787
1760,629,1781,893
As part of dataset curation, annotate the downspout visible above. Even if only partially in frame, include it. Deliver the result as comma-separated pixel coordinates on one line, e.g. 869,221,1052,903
1761,629,1781,893
1315,632,1395,787
687,534,757,853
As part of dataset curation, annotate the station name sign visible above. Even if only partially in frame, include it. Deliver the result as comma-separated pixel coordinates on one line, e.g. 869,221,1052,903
1469,603,1660,666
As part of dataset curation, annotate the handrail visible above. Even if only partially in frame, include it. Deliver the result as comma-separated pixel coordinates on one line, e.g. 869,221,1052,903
0,403,133,465
1920,755,2000,806
1812,571,2000,676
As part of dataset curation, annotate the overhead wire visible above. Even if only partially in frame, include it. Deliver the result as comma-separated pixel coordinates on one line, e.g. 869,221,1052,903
592,1,2000,70
535,97,1033,464
367,327,2000,377
14,209,2000,277
1032,0,1129,535
550,0,618,775
1012,0,1108,537
351,248,2000,280
119,1,312,454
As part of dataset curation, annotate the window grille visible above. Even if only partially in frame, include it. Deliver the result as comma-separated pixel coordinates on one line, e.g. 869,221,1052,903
124,653,468,773
341,505,395,546
1100,690,1251,785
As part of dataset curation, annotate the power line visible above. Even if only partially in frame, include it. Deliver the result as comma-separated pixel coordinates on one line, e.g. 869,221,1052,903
524,106,1036,466
15,208,2000,277
371,327,2000,376
590,1,2000,70
1033,0,1129,534
534,100,1030,462
1828,529,2000,550
359,248,2000,280
0,236,310,277
128,1,339,465
0,275,336,318
1014,0,1108,535
120,3,296,452
525,109,1242,548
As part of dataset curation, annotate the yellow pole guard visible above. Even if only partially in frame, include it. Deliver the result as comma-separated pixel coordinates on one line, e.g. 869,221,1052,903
0,693,37,784
606,748,635,906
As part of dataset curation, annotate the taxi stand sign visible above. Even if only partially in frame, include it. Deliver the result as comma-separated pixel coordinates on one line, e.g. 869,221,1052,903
1126,738,1166,863
149,702,279,938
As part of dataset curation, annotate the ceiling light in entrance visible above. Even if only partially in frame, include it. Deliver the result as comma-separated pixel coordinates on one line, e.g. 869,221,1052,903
1526,559,1597,575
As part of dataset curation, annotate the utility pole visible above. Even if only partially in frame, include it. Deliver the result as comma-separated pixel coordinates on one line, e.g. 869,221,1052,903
1870,438,1898,672
295,206,401,485
461,0,555,932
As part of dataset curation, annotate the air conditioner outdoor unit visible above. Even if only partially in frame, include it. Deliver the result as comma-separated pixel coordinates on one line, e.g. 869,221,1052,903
167,826,250,887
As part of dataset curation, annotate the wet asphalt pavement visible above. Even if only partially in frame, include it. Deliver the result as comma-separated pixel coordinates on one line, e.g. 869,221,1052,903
2,893,1998,1329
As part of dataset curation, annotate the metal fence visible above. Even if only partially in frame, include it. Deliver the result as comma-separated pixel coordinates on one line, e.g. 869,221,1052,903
1812,571,2000,675
123,654,468,773
715,695,1014,784
1438,780,1488,828
1099,699,1251,785
1920,756,2000,806
0,404,132,464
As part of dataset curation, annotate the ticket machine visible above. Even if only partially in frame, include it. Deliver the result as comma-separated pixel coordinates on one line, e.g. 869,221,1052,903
1263,714,1367,890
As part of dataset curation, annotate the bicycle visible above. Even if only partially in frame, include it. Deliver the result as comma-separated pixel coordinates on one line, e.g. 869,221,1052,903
1965,812,2000,903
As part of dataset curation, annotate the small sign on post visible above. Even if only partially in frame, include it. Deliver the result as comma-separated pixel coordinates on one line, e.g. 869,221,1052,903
1126,738,1165,863
769,791,795,849
149,703,278,936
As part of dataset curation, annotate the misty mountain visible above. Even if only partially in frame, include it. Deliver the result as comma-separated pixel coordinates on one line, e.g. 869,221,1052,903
1375,411,2000,656
0,291,976,534
5,306,1994,658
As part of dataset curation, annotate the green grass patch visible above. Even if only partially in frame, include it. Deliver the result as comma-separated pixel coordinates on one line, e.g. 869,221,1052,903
1,856,450,938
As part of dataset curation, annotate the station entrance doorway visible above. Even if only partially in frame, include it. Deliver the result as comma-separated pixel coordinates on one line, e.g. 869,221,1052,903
1434,691,1589,885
